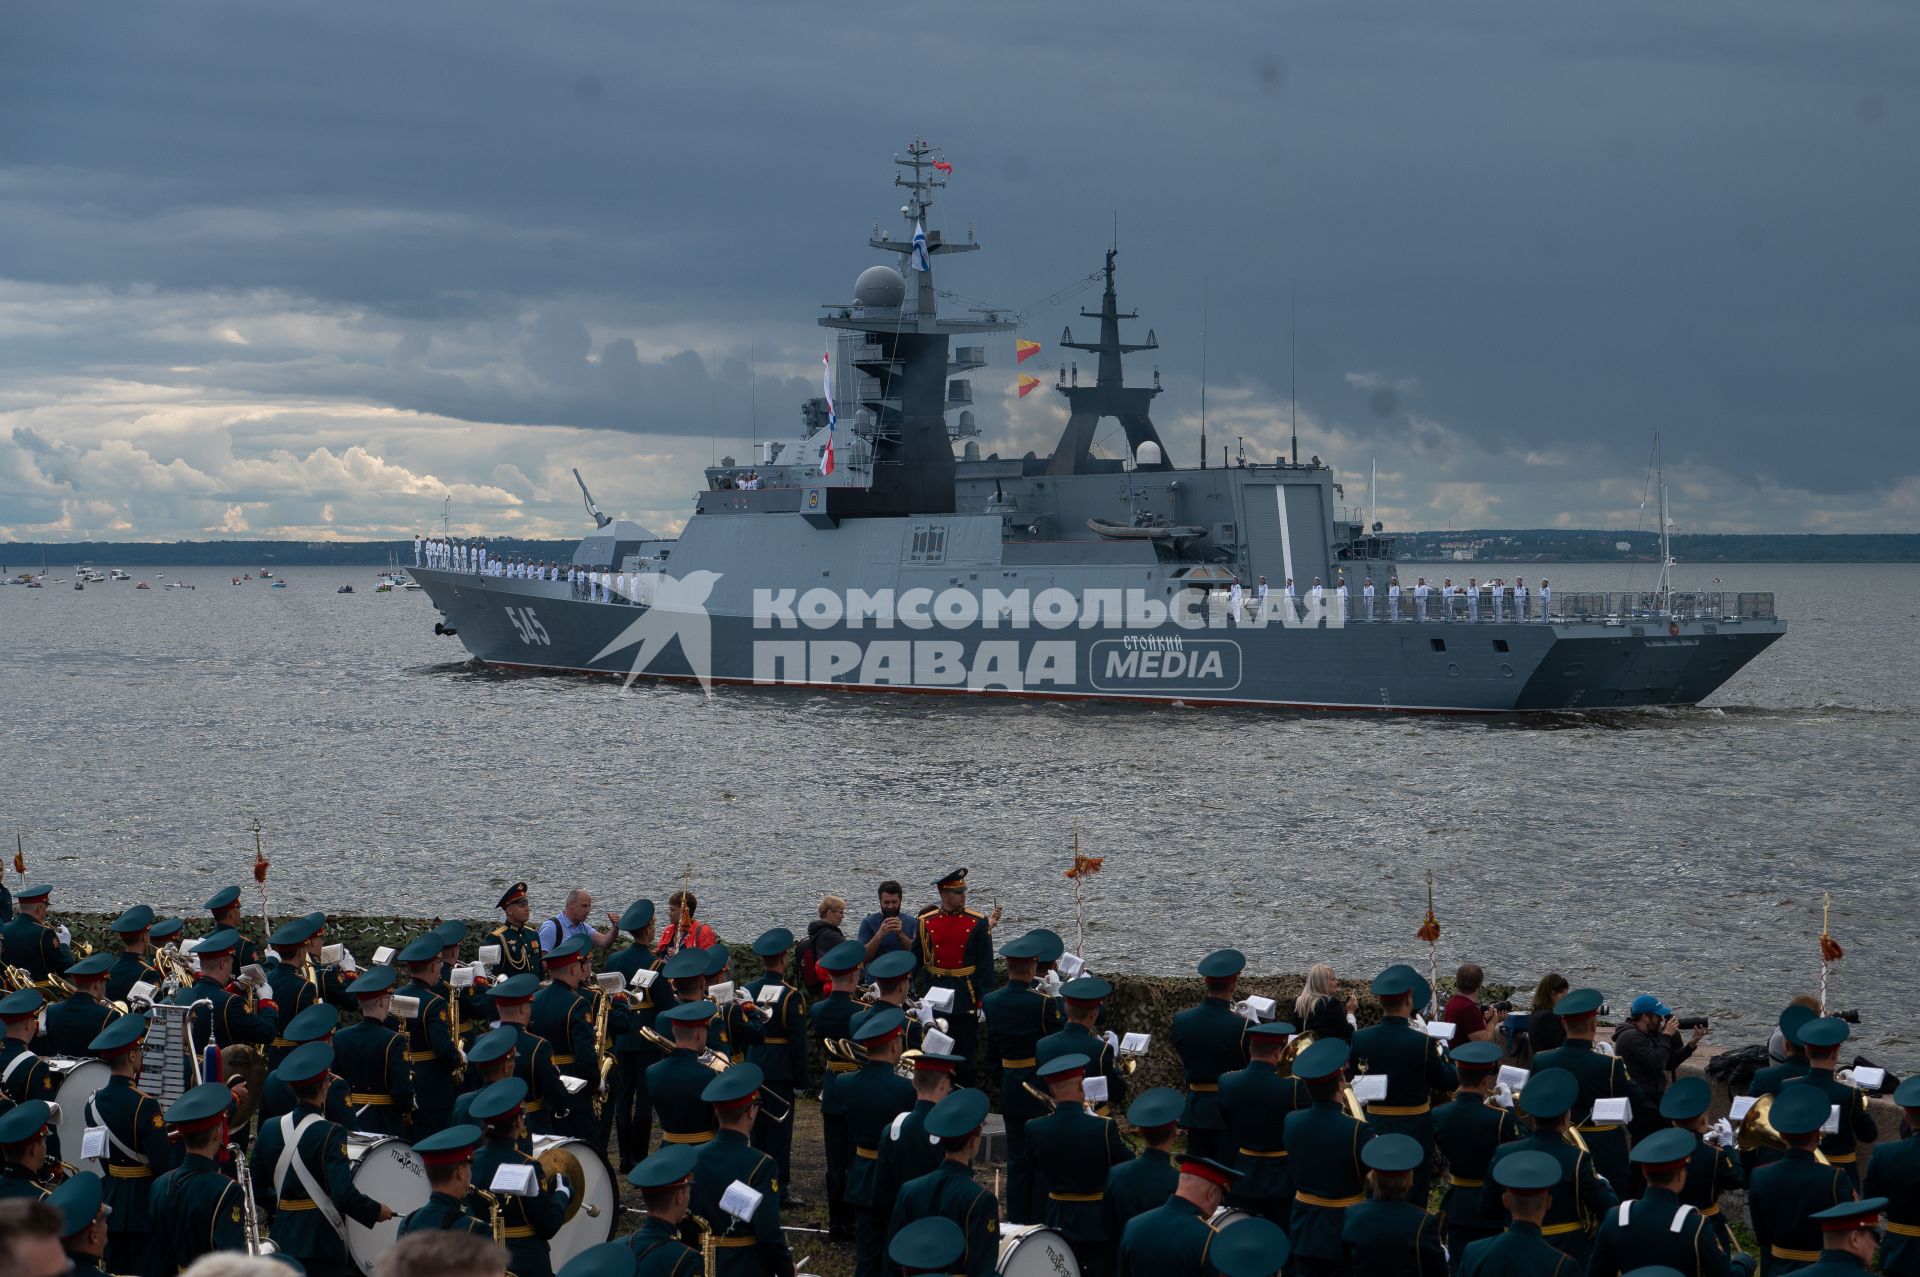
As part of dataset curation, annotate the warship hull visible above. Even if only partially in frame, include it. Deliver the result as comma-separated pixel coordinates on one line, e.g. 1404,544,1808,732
412,566,1783,714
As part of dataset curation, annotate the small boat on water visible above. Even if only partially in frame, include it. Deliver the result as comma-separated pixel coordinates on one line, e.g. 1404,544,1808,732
260,569,275,580
136,581,151,590
73,581,83,590
271,580,288,589
110,569,130,581
338,585,355,594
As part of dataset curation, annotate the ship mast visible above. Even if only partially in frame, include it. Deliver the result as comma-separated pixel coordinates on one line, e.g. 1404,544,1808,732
1655,430,1674,614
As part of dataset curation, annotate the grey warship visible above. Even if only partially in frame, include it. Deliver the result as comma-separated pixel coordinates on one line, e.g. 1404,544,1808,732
410,141,1784,713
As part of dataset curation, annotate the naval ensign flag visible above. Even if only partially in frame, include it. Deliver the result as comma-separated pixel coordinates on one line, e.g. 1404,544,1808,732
820,351,836,476
912,220,930,272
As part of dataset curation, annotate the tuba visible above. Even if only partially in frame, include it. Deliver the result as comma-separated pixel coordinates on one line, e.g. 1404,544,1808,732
1277,1031,1317,1078
1735,1094,1833,1166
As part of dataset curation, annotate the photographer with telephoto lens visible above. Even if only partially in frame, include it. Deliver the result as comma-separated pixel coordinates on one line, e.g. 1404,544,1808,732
1613,994,1707,1122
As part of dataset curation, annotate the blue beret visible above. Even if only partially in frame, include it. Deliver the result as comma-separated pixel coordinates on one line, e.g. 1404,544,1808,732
1659,1076,1712,1121
431,920,468,947
203,885,242,911
197,928,242,958
397,934,443,964
1290,1038,1349,1081
701,1063,764,1107
1451,1041,1503,1068
1209,1214,1288,1277
999,932,1046,961
557,1243,638,1277
820,941,868,974
1126,1087,1184,1129
47,1169,104,1237
660,1000,716,1025
621,900,658,934
0,988,45,1019
1197,949,1246,979
470,1077,530,1124
889,1218,966,1274
1519,1068,1578,1120
348,966,398,997
1630,1128,1697,1166
1797,1017,1850,1049
852,1007,908,1045
1036,1053,1089,1081
1363,1132,1426,1173
164,1082,234,1127
662,947,709,981
109,904,156,934
150,917,185,941
1494,1150,1563,1192
1061,977,1112,1001
751,927,792,958
627,1143,699,1190
925,1088,991,1139
279,1041,335,1086
270,915,322,947
1553,988,1605,1018
0,1099,53,1144
67,952,115,978
1248,1020,1298,1039
868,951,917,982
285,1004,339,1044
468,1026,520,1066
1770,1084,1832,1136
88,1013,148,1056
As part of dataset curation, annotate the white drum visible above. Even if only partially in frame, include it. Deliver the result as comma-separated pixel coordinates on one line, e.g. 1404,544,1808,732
532,1135,613,1269
996,1224,1081,1277
46,1057,113,1178
343,1134,430,1276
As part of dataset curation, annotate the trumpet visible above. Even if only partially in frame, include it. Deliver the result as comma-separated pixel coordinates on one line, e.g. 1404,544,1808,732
1734,1093,1833,1166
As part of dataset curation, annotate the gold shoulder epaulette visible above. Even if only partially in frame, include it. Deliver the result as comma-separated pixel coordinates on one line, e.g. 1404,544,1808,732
916,904,939,918
963,906,987,920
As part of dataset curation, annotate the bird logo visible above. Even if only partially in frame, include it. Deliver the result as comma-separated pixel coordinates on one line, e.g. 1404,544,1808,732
591,570,723,696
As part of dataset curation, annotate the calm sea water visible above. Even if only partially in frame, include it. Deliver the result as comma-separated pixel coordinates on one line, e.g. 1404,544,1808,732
2,559,1915,1065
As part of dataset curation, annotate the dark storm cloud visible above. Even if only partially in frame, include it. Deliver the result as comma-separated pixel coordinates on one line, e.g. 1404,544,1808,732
1,0,1916,522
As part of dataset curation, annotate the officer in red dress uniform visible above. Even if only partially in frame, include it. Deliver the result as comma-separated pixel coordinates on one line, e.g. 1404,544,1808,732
915,869,995,1087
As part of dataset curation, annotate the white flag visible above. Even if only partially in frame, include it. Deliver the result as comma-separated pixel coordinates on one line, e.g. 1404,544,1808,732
911,221,929,272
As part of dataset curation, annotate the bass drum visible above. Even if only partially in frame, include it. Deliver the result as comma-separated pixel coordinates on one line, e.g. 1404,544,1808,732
46,1057,113,1177
997,1224,1081,1277
343,1134,431,1276
532,1134,614,1269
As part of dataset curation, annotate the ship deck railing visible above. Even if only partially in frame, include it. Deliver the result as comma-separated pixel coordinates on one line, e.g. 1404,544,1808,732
1224,589,1777,625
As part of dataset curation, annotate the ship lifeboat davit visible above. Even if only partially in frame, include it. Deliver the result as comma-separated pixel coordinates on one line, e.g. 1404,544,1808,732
1087,517,1209,542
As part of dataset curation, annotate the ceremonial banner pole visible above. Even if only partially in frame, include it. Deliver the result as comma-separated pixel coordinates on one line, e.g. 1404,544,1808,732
11,832,22,890
1818,892,1844,1014
1417,870,1442,1018
250,818,271,938
1063,825,1103,962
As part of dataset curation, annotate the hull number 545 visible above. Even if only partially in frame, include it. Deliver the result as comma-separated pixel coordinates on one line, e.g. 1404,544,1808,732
505,606,551,645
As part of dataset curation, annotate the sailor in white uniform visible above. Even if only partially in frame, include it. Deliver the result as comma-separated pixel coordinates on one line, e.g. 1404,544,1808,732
1335,577,1349,623
1413,577,1428,621
1514,578,1530,619
1466,578,1480,622
1538,579,1551,620
1362,578,1375,622
1229,580,1244,623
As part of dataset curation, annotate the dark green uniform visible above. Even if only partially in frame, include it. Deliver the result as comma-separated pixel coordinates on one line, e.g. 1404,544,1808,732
1432,1093,1528,1267
149,1153,246,1272
1783,1069,1877,1189
88,1073,175,1277
1585,1185,1747,1277
0,1161,46,1199
1481,1133,1617,1266
0,1040,59,1119
106,952,161,1005
888,1160,999,1277
1864,1132,1920,1276
172,974,277,1050
472,1131,569,1277
1781,1252,1875,1277
1749,1148,1855,1276
626,1215,701,1277
875,1098,941,1217
1284,1095,1375,1274
398,1190,492,1237
746,975,808,1196
330,1017,413,1137
1217,1059,1305,1224
609,946,666,1171
692,1127,795,1277
266,961,323,1067
490,921,543,978
400,976,462,1138
1341,1196,1448,1277
1458,1221,1579,1276
1349,1013,1459,1202
649,1049,719,1147
1114,1192,1218,1277
1749,1059,1812,1097
722,1000,769,1065
1026,1101,1133,1277
1679,1138,1747,1255
529,981,599,1143
843,1059,916,1277
1169,995,1248,1162
1530,1040,1647,1190
41,993,119,1058
1036,1022,1125,1115
262,1067,352,1127
0,915,72,983
510,1024,576,1139
64,1250,110,1277
252,1103,387,1277
1103,1147,1177,1242
812,989,859,1238
982,974,1061,1224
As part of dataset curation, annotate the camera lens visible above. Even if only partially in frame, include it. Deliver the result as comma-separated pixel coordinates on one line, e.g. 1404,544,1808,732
1677,1016,1709,1030
1835,1009,1863,1024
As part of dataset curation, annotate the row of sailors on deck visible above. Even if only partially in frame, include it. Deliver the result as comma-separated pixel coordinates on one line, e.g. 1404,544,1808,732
1224,576,1554,622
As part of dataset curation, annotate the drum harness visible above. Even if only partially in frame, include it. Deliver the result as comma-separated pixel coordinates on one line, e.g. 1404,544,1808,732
275,1113,347,1237
85,1092,150,1175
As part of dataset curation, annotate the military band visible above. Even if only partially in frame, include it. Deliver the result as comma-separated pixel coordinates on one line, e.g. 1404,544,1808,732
1,879,1901,1277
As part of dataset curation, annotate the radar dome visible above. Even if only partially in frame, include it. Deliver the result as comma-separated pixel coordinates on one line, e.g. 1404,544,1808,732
854,265,906,309
1136,441,1164,467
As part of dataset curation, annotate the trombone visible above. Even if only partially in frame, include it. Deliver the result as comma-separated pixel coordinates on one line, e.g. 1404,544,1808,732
639,1026,790,1121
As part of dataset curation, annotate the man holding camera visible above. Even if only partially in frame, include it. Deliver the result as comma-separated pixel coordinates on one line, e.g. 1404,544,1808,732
1615,995,1707,1117
857,881,921,967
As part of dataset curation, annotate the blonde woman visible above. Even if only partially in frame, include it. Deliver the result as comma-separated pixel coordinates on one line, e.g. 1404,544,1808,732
1294,963,1356,1041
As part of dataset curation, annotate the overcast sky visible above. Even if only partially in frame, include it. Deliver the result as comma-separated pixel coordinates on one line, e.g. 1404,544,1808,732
2,0,1914,542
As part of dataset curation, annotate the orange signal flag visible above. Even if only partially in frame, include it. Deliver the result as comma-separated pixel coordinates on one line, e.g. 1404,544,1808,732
1016,339,1042,364
10,850,22,877
1064,854,1105,880
253,845,270,884
1018,375,1041,398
